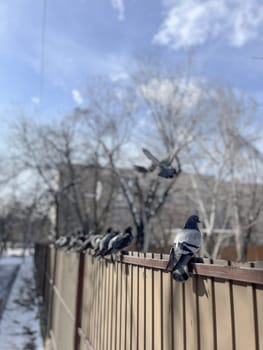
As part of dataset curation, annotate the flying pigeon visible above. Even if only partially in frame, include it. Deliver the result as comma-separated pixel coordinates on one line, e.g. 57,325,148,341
166,215,201,282
134,148,178,178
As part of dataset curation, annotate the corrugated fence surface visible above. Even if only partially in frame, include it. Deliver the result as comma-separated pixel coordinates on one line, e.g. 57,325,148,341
34,245,263,350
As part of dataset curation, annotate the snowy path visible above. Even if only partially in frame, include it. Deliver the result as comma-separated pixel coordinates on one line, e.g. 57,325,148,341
0,256,44,350
0,264,19,318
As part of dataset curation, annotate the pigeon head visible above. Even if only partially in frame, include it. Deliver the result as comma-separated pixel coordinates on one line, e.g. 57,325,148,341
124,226,133,235
183,215,201,230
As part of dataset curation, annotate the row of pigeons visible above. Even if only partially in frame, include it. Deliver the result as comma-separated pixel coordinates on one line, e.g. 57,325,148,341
54,214,202,282
54,226,134,261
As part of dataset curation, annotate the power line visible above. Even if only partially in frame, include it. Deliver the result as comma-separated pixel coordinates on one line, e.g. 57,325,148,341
39,0,48,105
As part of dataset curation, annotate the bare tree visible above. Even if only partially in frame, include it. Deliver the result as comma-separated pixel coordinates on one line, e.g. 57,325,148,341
8,114,119,239
73,67,204,251
128,62,206,250
188,86,263,260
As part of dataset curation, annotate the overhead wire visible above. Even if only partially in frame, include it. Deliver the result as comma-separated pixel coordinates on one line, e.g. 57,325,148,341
39,0,48,106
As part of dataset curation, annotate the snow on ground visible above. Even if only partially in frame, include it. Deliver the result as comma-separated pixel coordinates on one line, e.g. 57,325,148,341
0,256,44,350
0,257,23,266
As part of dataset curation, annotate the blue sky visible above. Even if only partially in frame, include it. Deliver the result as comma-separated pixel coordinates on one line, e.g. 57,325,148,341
0,0,263,126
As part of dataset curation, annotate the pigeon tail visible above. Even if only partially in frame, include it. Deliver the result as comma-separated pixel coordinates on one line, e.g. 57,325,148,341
134,165,149,174
172,254,193,282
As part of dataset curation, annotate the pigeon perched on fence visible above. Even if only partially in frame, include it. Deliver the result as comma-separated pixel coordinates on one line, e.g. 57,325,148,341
96,227,120,257
55,236,70,248
102,226,134,261
78,231,97,254
88,233,104,256
166,215,201,282
59,230,82,252
68,230,89,252
134,148,178,179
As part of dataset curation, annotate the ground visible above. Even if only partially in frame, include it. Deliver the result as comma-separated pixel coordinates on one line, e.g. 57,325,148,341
0,251,43,350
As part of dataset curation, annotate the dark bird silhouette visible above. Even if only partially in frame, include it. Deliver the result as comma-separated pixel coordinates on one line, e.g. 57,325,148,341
64,230,87,252
80,231,97,254
103,226,134,260
133,165,149,175
134,148,178,178
97,227,120,257
70,230,89,252
88,233,104,255
166,215,201,282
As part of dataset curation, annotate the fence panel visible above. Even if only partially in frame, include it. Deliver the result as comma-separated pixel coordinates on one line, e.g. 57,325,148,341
213,279,233,350
50,251,79,350
256,285,263,350
35,245,263,350
232,282,257,350
145,253,153,350
125,260,132,350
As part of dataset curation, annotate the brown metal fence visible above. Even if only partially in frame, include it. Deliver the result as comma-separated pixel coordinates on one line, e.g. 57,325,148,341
34,244,263,350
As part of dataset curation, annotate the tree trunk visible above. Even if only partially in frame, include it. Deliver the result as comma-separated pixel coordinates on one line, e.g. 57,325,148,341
136,219,144,251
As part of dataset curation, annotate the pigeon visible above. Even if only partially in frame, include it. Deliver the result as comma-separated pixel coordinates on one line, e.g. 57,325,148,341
166,215,201,282
103,226,134,260
134,148,178,178
96,227,120,257
80,231,98,254
69,230,89,252
55,236,70,248
88,233,104,255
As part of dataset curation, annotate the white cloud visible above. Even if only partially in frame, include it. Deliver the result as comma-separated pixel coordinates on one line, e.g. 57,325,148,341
110,70,129,82
111,0,125,21
154,0,263,49
138,78,202,109
72,89,83,104
229,2,263,46
31,96,40,105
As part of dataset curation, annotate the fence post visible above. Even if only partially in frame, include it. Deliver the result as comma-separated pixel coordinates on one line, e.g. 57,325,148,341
46,246,57,340
74,252,85,350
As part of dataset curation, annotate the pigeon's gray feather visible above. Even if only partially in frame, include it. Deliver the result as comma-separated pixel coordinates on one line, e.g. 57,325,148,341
142,148,160,166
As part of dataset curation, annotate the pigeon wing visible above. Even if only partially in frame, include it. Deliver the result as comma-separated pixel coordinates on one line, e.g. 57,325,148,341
174,229,201,252
142,148,160,166
113,233,133,251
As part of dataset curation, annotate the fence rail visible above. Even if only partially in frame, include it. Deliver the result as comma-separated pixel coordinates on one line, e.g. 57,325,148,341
34,244,263,350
